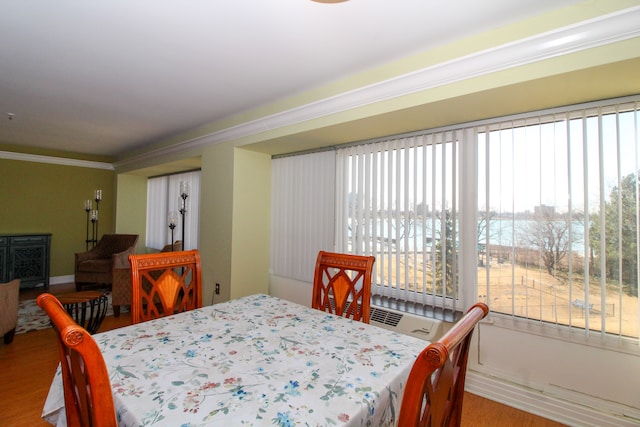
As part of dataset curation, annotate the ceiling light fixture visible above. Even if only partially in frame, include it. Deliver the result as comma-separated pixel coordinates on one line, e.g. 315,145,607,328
311,0,349,3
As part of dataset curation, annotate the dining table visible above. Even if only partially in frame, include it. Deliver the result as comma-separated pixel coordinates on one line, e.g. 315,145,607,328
42,293,428,426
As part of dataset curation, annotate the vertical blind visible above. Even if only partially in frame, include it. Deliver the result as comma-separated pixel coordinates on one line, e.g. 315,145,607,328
270,151,335,282
335,132,463,319
270,95,640,344
477,99,640,343
146,170,201,250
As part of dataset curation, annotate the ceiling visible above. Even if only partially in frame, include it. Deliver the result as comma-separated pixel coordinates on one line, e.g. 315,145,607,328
0,0,586,163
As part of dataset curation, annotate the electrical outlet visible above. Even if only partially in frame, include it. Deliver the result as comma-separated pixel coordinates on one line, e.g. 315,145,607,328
215,283,220,295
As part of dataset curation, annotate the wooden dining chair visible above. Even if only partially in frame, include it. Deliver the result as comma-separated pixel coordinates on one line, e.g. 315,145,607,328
312,250,375,323
129,249,202,324
398,302,489,427
37,293,117,427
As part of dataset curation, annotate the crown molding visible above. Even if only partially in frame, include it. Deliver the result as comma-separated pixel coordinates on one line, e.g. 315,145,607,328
117,5,640,170
0,150,113,170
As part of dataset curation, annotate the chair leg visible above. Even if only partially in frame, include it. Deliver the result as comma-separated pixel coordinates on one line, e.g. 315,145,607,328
3,328,16,344
113,305,120,317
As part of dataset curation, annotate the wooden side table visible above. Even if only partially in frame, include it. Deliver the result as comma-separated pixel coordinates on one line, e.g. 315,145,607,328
57,291,108,334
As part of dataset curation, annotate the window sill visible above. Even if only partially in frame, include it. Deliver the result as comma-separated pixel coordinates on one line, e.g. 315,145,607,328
488,312,640,356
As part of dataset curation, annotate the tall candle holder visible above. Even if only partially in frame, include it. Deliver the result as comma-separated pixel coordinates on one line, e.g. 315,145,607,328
168,211,178,251
94,189,102,243
90,209,98,247
84,199,92,250
179,182,189,250
84,189,102,249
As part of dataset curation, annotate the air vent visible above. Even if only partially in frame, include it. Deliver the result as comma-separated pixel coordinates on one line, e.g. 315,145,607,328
369,306,444,341
326,297,443,341
370,307,403,327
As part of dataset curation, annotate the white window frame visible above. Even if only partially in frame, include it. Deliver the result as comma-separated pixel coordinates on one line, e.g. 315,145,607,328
476,97,640,353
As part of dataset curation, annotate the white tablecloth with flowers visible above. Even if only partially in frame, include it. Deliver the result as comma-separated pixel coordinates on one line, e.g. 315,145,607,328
43,294,427,426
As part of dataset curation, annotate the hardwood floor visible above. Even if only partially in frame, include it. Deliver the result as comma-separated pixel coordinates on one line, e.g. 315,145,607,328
0,285,566,426
0,303,131,426
462,393,566,427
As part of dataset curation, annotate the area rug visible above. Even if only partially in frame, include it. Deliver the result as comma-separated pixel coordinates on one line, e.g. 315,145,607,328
16,291,117,335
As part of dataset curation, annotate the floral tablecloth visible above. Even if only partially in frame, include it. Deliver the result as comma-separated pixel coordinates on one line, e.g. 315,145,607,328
43,294,427,426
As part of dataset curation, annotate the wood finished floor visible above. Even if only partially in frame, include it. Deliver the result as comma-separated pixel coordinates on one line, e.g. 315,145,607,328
0,285,566,426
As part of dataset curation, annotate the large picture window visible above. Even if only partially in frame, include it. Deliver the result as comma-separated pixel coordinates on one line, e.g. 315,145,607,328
335,133,465,320
478,101,640,342
271,95,640,347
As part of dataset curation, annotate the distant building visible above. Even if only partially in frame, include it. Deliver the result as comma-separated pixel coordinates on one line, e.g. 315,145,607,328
534,204,555,216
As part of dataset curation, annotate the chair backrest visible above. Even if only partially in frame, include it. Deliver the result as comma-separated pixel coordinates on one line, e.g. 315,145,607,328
0,279,20,343
94,234,139,257
398,302,489,427
160,240,182,252
312,250,375,323
129,249,202,324
36,293,117,427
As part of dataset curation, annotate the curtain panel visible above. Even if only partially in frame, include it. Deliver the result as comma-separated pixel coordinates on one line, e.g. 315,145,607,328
270,151,335,283
146,170,201,250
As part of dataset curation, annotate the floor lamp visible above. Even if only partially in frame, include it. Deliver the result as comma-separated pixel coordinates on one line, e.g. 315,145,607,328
84,189,102,249
179,182,189,250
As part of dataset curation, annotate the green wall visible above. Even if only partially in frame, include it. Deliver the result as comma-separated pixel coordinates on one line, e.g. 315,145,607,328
115,173,147,245
197,145,271,305
0,157,116,278
199,143,235,305
230,148,270,300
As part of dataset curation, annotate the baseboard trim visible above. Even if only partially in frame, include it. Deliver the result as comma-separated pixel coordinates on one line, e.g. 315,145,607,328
465,371,639,427
49,275,74,286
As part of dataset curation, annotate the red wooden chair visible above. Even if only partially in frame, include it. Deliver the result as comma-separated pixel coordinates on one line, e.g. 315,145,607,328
312,251,375,323
37,293,117,427
129,249,202,324
398,302,489,427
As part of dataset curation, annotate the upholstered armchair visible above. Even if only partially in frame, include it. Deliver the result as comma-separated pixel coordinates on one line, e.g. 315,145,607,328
75,234,139,316
0,279,20,344
160,240,182,253
111,240,181,317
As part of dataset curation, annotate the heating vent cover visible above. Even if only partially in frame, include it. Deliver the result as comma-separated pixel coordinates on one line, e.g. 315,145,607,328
326,297,444,341
370,307,403,327
370,306,444,341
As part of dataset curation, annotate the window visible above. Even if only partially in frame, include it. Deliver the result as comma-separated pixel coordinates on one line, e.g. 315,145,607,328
270,151,335,282
478,100,640,343
271,95,640,347
146,170,200,250
335,133,467,320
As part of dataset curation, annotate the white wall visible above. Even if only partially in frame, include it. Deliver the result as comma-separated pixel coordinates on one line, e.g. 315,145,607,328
467,323,640,426
269,275,312,307
270,275,640,426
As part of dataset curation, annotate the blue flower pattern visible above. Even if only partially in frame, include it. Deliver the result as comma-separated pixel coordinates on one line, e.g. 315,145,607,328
43,294,426,426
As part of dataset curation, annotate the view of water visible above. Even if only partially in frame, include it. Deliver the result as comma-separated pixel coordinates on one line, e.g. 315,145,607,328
351,218,587,254
478,218,586,255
